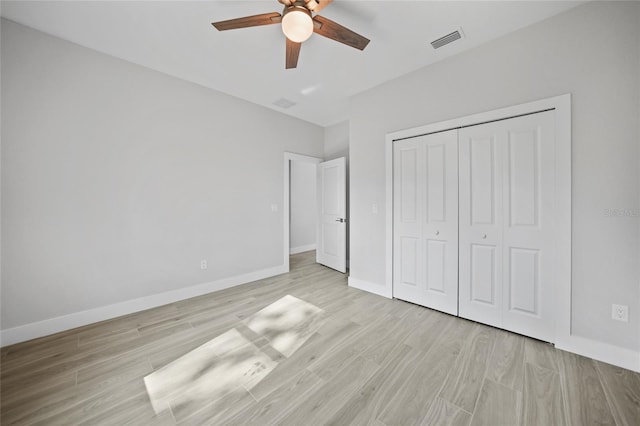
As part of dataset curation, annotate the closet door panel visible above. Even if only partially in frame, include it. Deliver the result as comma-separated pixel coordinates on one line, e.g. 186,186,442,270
460,111,555,342
393,130,458,315
508,247,539,314
470,244,498,305
426,144,446,222
426,240,446,293
399,237,419,286
459,124,504,328
393,141,424,304
422,131,458,314
502,111,555,342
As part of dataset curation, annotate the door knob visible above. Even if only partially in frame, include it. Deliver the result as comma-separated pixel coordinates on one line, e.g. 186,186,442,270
335,218,346,223
482,234,487,239
435,230,440,235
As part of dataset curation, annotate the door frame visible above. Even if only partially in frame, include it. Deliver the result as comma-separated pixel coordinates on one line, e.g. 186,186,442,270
385,94,571,345
284,152,323,272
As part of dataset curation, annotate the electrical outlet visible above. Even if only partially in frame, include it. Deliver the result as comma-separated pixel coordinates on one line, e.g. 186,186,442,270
611,304,628,322
200,260,207,270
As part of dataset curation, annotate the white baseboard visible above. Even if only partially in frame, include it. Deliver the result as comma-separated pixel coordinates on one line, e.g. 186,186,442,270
348,277,392,299
0,264,287,347
556,334,640,373
289,244,316,255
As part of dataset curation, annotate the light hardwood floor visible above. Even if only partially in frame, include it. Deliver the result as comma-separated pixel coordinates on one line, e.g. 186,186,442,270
1,251,639,425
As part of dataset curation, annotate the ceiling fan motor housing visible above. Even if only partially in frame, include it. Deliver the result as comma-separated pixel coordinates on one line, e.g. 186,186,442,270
282,4,314,43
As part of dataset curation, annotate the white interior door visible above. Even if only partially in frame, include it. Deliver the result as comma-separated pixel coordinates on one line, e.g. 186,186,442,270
316,157,346,273
459,111,555,342
393,130,459,315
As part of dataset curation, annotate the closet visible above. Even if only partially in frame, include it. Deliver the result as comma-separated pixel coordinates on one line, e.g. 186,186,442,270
393,110,556,343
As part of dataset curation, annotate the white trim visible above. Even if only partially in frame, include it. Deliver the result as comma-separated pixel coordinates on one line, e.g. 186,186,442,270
284,152,323,273
290,244,316,255
556,336,640,373
386,95,568,141
385,135,394,298
348,277,392,299
0,264,287,347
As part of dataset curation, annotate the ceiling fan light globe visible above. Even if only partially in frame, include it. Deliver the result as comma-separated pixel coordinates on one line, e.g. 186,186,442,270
282,7,313,43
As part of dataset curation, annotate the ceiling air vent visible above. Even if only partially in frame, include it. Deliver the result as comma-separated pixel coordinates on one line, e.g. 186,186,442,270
273,98,297,109
430,29,464,49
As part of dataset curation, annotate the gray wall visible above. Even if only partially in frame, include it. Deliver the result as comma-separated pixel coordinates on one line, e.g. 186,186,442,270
349,1,640,350
324,120,349,161
289,161,316,252
1,19,324,330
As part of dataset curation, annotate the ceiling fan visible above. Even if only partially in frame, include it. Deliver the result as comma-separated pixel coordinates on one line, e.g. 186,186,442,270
211,0,370,69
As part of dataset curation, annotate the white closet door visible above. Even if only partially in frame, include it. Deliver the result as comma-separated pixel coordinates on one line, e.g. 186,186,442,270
459,111,555,342
393,130,458,315
501,112,555,342
458,122,504,328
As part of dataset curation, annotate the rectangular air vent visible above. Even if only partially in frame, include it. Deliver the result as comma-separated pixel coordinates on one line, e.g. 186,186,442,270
431,29,463,49
273,98,297,109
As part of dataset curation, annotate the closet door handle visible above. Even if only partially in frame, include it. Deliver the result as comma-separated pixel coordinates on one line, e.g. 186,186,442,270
482,234,487,239
435,230,440,236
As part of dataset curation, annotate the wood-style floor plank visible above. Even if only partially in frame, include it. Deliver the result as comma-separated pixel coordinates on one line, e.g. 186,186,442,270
521,362,566,426
307,314,390,380
378,316,474,426
174,386,255,425
438,325,497,413
402,308,449,351
249,320,362,401
469,378,521,426
558,350,617,426
0,372,78,423
422,397,472,426
595,360,640,426
30,375,148,426
325,344,424,426
486,329,525,391
1,251,639,426
358,312,420,366
524,338,559,372
276,355,379,425
226,369,323,425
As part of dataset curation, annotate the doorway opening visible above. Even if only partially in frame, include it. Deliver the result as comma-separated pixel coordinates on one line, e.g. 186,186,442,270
283,153,322,272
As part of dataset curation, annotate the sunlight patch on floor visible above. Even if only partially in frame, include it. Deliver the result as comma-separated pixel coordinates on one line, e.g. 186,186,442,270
244,294,325,357
144,328,277,414
144,295,324,415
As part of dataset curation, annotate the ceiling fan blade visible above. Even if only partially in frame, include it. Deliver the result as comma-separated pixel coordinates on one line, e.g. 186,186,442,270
312,15,369,50
212,12,282,31
286,38,302,69
305,0,333,13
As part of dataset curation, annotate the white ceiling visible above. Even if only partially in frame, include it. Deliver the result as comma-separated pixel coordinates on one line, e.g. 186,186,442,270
1,1,583,127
